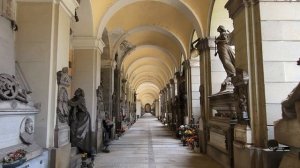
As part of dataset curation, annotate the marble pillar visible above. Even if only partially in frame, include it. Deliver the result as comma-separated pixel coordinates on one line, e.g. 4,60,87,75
196,37,214,154
72,37,104,154
190,57,201,124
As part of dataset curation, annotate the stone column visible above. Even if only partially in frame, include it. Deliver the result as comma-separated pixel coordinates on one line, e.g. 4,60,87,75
190,57,201,124
226,0,268,149
72,37,104,155
155,99,159,118
183,60,192,124
225,1,268,167
113,68,121,131
101,59,116,117
196,37,214,153
136,100,142,118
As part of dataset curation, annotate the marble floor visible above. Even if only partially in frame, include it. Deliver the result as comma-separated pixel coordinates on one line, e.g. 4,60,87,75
94,113,222,168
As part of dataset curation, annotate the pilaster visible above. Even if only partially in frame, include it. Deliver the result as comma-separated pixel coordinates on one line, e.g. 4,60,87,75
226,0,267,149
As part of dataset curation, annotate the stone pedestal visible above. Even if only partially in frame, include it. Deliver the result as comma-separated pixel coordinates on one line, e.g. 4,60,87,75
96,118,103,152
274,84,300,168
50,143,71,168
207,91,236,168
278,149,300,168
54,124,70,148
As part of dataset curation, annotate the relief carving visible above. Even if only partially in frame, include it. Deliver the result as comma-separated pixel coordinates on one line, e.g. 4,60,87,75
0,73,28,103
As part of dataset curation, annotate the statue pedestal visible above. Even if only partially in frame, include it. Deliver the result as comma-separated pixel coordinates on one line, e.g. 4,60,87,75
274,85,300,168
54,123,70,148
278,149,300,168
96,117,103,152
207,91,236,168
275,119,300,147
49,143,71,168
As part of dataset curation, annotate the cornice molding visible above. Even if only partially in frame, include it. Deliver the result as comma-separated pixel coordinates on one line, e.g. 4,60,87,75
225,0,259,19
101,59,117,69
16,0,79,17
57,0,79,17
72,36,105,53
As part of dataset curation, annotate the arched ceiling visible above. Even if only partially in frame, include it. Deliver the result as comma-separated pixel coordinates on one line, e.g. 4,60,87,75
76,0,214,105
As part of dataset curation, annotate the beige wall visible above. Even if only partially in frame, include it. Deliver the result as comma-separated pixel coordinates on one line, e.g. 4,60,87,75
0,17,15,75
16,2,71,148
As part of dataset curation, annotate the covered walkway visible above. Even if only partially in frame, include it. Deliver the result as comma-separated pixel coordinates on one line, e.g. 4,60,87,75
94,113,221,168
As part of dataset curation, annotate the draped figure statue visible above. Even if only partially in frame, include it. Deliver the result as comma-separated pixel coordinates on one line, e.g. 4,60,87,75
215,25,236,88
69,88,92,153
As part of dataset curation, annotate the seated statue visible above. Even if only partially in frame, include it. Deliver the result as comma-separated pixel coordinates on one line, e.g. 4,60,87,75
68,88,92,154
281,83,300,120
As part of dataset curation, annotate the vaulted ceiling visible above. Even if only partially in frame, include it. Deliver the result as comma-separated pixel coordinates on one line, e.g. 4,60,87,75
74,0,230,106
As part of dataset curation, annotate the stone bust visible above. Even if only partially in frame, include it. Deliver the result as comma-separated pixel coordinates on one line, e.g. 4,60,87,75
20,117,34,144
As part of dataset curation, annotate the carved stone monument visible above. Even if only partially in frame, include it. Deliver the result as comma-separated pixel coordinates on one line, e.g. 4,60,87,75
54,67,71,147
50,67,72,168
275,82,300,168
0,73,44,167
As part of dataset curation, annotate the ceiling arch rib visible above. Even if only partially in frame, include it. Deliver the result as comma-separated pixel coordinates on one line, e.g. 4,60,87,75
129,65,170,83
121,45,179,72
132,77,164,90
111,26,186,59
136,83,160,93
124,57,173,77
128,65,171,85
104,1,194,59
125,59,172,80
96,0,203,40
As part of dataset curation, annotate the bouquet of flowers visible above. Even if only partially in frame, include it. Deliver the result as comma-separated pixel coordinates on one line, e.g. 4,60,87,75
2,149,27,168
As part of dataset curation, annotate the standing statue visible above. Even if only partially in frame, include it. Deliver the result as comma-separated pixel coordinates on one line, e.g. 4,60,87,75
69,88,92,153
56,67,71,123
215,25,236,89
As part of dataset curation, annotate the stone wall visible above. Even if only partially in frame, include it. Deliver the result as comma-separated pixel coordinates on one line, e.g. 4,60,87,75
260,1,300,139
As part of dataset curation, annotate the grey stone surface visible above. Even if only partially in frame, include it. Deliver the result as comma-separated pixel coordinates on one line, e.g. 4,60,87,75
94,113,221,168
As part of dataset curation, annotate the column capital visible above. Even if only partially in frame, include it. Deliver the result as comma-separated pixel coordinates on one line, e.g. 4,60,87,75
182,60,191,69
72,36,105,53
225,0,259,19
169,79,175,84
195,37,215,52
101,59,116,69
175,72,180,78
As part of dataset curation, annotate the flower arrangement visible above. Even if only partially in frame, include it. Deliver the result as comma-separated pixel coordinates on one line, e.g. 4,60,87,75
177,125,199,149
2,149,27,168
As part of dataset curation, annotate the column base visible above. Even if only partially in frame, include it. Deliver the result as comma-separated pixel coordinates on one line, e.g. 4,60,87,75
50,143,71,168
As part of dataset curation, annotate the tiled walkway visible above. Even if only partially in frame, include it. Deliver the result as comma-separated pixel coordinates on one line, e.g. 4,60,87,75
94,113,222,168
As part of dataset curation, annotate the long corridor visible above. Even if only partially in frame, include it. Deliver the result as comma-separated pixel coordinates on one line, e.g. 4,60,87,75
94,114,222,168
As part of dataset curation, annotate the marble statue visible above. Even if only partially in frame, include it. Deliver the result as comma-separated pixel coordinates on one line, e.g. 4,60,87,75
56,67,71,123
215,25,236,88
69,88,92,153
20,117,34,144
